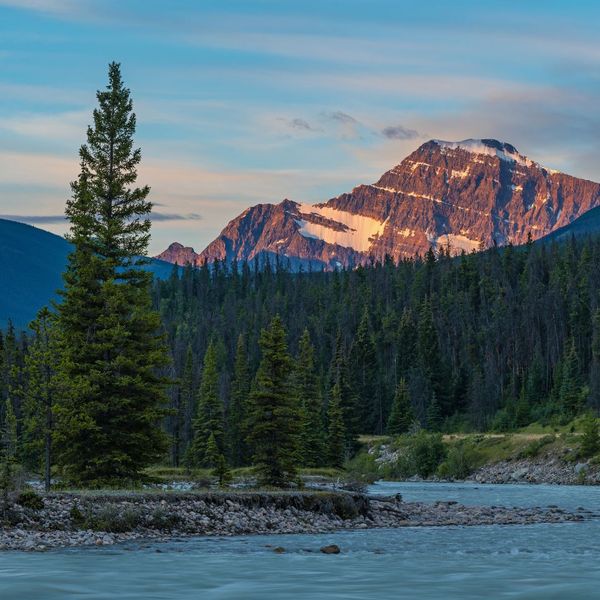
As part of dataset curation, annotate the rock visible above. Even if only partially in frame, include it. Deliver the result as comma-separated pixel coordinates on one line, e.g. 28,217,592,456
575,463,589,474
273,547,286,554
511,467,529,480
320,544,341,554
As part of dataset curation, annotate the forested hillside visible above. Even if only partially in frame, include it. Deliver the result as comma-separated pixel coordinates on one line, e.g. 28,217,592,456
156,234,600,445
3,234,600,471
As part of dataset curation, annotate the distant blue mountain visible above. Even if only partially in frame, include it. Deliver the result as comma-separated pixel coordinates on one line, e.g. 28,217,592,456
538,206,600,244
0,218,175,329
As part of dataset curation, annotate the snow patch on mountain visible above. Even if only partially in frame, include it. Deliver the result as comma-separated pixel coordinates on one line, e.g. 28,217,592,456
435,139,534,167
295,204,388,252
427,232,481,253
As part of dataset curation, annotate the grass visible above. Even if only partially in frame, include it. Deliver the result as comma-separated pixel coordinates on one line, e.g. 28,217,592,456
347,418,600,481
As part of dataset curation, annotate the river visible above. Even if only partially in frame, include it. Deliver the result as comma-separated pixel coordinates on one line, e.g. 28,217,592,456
1,482,599,599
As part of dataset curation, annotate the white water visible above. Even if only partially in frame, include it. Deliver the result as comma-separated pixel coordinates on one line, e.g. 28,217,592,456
2,482,599,600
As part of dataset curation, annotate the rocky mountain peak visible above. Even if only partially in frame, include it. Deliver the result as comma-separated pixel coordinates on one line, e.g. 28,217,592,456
157,139,600,270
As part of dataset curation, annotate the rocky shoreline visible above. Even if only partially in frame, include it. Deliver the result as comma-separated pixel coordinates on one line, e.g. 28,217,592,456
471,457,600,485
0,490,590,552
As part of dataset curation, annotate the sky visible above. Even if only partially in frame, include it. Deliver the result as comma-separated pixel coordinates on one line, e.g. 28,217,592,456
1,0,600,255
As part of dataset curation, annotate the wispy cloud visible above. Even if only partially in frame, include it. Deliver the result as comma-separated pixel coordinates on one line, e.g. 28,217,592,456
286,118,319,132
151,212,203,222
381,125,420,140
324,111,358,125
0,214,66,224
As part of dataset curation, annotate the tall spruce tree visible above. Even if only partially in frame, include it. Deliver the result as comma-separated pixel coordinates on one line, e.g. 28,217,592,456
295,329,325,467
247,315,300,487
327,382,346,469
189,341,224,466
227,334,251,466
350,307,380,432
23,307,61,491
54,62,170,485
386,379,414,435
173,344,194,466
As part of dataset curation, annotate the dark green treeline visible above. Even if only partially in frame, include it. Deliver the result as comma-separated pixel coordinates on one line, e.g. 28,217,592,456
4,231,600,474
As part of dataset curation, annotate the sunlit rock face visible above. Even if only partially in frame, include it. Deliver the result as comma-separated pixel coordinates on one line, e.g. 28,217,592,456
157,139,600,269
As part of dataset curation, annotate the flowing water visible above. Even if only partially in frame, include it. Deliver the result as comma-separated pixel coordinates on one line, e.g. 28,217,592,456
2,482,599,600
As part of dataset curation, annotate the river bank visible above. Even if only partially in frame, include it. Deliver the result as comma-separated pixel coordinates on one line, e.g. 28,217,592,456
355,430,600,486
0,490,589,552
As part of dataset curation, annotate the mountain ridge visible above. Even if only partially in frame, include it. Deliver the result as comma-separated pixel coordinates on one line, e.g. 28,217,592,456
0,218,175,329
157,139,600,269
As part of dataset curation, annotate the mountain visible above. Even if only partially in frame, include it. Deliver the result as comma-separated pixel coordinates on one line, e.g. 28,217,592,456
157,139,600,269
0,218,175,329
538,205,600,244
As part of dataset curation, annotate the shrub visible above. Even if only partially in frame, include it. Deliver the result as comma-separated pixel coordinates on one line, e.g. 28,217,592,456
82,503,142,533
146,507,182,530
384,431,447,479
517,435,555,459
16,490,44,510
410,431,447,478
437,441,481,480
344,450,380,483
579,414,600,458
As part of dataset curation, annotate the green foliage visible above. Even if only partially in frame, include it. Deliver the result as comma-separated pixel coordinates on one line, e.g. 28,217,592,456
23,307,61,490
579,414,600,458
189,341,224,467
147,506,183,530
344,449,380,484
204,431,220,468
247,316,300,487
437,441,481,480
81,503,143,533
16,490,44,510
53,62,170,486
386,379,414,435
227,334,251,467
517,435,556,459
327,383,346,469
296,329,326,467
212,454,232,488
385,431,447,479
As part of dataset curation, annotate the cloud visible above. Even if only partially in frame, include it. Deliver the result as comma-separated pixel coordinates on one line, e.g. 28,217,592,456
325,111,358,125
151,212,203,221
0,214,66,224
287,118,318,131
0,212,202,225
0,0,90,16
381,125,419,140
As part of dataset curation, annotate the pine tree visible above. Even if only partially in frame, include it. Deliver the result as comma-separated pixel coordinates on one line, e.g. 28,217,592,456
350,307,380,432
189,341,224,466
227,334,251,466
589,310,600,414
23,307,62,491
330,331,360,451
426,392,442,432
172,345,194,467
559,339,584,418
204,431,220,468
417,299,449,417
386,379,414,435
54,62,170,485
247,315,300,487
213,454,232,488
327,383,346,469
295,329,325,467
3,398,17,460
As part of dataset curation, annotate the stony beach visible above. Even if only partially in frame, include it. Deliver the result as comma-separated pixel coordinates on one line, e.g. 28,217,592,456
0,491,590,552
